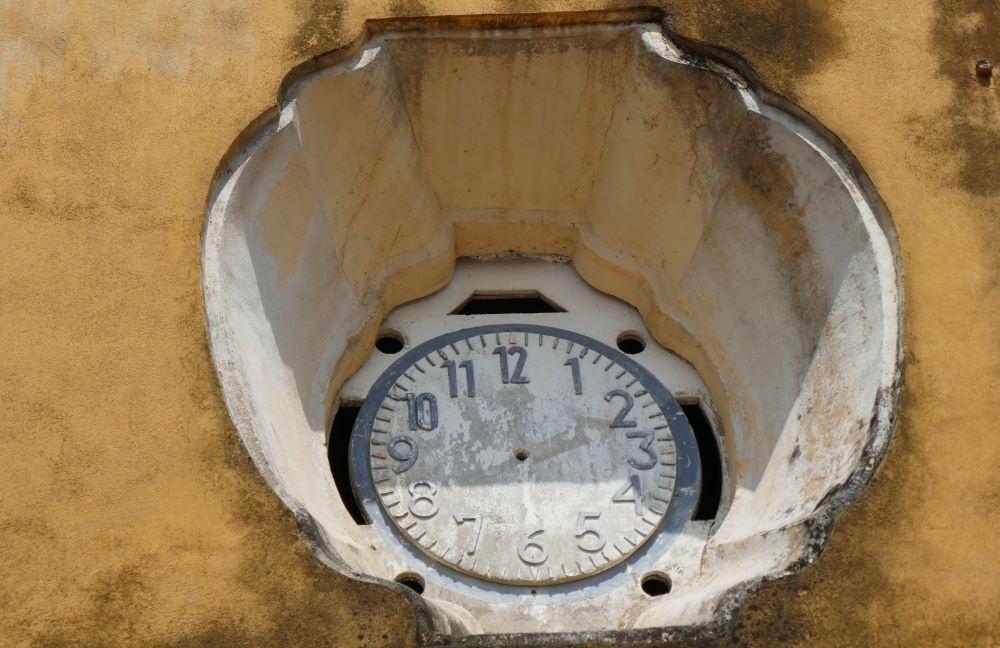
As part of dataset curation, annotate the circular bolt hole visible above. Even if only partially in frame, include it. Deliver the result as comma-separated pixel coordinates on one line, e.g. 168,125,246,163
375,330,405,354
641,573,672,597
976,59,993,79
395,573,424,594
514,448,530,462
617,332,646,355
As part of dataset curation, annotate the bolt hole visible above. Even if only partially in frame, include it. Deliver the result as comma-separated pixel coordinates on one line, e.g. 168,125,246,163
375,330,405,354
514,448,529,461
616,332,646,355
395,573,424,594
641,573,672,597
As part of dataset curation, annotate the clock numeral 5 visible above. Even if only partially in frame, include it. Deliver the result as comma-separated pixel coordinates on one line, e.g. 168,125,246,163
517,529,548,565
406,392,438,431
493,346,530,384
575,512,606,553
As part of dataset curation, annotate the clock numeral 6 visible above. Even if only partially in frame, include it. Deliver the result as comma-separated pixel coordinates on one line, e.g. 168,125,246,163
406,392,438,431
575,512,606,553
517,529,548,565
407,481,439,518
387,435,418,473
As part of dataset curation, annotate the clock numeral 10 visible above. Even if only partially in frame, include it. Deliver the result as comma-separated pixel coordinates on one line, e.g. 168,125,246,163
442,359,476,398
493,345,530,384
406,392,438,431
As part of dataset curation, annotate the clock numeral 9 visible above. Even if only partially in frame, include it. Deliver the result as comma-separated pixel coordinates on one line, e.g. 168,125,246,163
387,435,418,473
442,359,476,398
517,529,548,565
406,392,438,431
407,481,439,518
575,512,606,553
493,346,530,384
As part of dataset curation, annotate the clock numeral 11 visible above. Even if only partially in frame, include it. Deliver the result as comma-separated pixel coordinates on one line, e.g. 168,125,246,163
442,359,475,398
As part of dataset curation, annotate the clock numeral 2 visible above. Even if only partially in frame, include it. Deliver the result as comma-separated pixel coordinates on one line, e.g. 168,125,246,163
605,389,638,428
612,475,643,515
406,392,438,431
442,359,476,398
493,346,530,384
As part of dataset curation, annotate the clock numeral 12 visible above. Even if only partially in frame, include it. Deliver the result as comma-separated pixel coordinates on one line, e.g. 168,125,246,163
493,346,530,384
442,359,476,398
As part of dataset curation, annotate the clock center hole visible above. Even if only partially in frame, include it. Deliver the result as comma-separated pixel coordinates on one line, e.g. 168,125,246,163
514,448,530,462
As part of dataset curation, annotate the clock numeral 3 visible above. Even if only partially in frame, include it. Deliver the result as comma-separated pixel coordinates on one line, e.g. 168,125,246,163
442,359,476,398
406,392,438,431
612,475,643,515
626,430,657,470
493,346,530,384
407,481,439,518
517,529,548,565
387,435,418,473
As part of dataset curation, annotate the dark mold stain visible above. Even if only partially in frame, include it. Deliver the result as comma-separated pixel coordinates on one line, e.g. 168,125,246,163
290,0,348,58
921,0,1000,196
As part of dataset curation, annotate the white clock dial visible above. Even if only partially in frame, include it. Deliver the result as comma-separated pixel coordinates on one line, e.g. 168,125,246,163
352,325,683,586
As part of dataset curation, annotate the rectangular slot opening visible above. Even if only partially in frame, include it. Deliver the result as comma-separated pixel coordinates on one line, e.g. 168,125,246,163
328,401,368,525
680,401,723,521
449,290,566,315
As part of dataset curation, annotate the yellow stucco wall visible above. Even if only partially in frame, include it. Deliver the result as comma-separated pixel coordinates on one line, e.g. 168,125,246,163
1,1,997,645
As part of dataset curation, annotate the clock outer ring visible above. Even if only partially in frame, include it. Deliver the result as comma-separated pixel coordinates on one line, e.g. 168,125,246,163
348,323,701,602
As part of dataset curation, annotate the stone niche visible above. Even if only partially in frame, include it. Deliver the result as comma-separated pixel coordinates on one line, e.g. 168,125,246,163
202,11,902,641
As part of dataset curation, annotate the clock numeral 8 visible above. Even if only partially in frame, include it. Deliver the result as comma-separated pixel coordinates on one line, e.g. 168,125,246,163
517,529,548,565
407,481,439,518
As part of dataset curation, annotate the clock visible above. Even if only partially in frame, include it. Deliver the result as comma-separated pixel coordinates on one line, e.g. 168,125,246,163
349,323,701,589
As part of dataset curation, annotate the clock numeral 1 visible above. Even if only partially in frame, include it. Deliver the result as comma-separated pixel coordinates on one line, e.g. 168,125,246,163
564,357,583,395
442,359,476,398
406,392,438,431
575,511,606,553
612,475,643,515
493,346,530,384
453,513,483,554
517,529,548,565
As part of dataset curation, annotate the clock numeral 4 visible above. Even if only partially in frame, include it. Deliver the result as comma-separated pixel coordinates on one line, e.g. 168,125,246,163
612,475,643,515
407,481,439,518
406,392,438,431
575,511,606,553
453,513,483,554
517,529,548,565
442,359,476,398
493,346,530,384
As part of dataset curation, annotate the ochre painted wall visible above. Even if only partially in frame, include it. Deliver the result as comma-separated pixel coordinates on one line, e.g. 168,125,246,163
1,1,997,646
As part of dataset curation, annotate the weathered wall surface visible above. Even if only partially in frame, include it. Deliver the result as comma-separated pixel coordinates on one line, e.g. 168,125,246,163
0,1,997,646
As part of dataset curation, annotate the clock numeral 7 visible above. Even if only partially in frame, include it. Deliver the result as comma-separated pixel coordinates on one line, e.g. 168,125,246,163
406,392,438,431
453,513,483,554
493,346,530,384
442,359,476,398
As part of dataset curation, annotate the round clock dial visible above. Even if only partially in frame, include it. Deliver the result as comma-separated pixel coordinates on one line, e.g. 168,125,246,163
351,325,686,586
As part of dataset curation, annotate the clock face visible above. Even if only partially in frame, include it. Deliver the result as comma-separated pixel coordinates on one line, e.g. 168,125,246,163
350,325,689,586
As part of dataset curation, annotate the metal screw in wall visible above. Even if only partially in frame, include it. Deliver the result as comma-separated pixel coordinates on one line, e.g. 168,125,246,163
975,59,993,80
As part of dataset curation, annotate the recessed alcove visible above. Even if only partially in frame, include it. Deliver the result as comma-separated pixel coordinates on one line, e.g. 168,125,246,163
202,13,901,638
